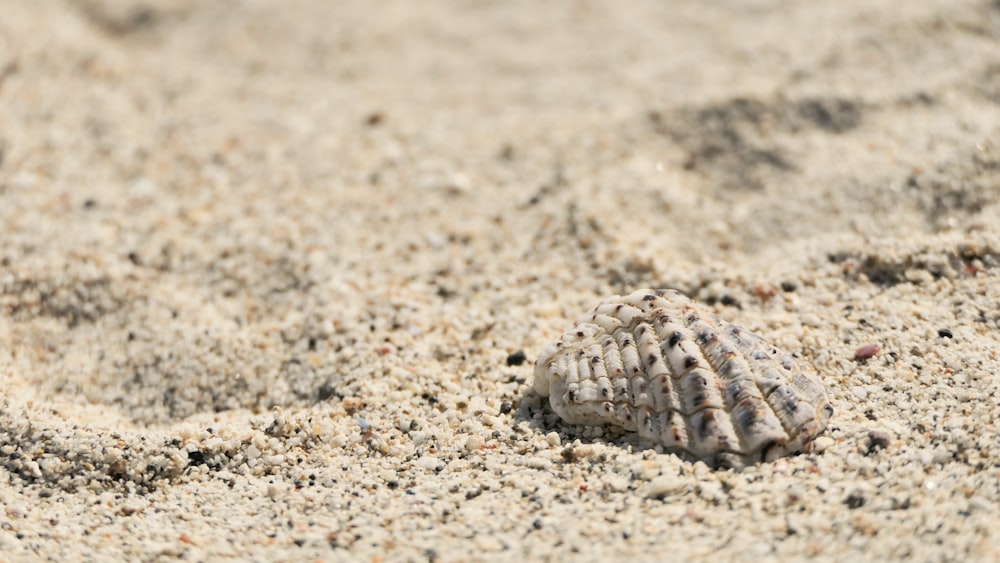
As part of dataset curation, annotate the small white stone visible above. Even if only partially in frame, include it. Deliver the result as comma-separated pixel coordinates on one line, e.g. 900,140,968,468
318,319,335,336
465,435,484,451
263,454,285,466
801,313,822,328
481,415,501,427
545,432,562,447
425,232,447,249
932,446,952,464
813,436,835,452
24,460,41,478
416,456,443,471
645,474,685,498
524,457,552,470
919,448,935,466
605,476,630,492
697,482,724,502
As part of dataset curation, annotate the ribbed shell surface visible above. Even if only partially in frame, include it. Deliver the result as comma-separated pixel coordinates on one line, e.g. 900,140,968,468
534,289,833,468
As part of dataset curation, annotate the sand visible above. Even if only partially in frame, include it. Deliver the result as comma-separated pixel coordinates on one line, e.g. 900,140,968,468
1,0,999,560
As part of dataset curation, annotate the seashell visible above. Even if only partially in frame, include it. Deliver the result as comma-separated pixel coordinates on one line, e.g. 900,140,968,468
534,289,833,469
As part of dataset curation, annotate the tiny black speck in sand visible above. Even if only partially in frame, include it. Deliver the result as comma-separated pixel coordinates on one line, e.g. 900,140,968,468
506,350,527,366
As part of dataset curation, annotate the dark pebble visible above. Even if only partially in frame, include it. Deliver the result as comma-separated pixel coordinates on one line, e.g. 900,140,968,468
506,350,527,366
187,450,205,465
780,281,797,292
499,401,513,414
866,430,891,454
937,328,953,338
317,380,340,401
844,491,865,509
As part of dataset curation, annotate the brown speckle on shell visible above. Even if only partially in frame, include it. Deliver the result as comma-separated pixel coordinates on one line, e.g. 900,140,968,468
533,289,833,469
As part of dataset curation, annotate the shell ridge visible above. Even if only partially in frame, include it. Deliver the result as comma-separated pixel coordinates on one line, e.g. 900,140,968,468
534,289,832,468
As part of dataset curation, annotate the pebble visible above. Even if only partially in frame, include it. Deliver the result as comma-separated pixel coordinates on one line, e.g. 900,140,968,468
813,436,835,453
465,435,484,451
644,474,685,498
416,457,443,471
263,455,285,466
545,432,561,447
524,457,552,470
505,350,527,366
266,484,281,498
919,449,935,466
605,476,630,492
697,482,725,503
866,430,891,452
120,501,145,516
853,344,880,361
800,313,822,327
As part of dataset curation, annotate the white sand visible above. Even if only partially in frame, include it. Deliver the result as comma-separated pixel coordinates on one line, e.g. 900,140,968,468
1,0,999,560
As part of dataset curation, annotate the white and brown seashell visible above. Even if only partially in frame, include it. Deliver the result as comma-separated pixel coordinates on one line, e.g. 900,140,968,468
534,289,833,469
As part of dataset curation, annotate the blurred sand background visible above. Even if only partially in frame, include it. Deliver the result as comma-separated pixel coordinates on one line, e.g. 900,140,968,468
1,0,999,560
